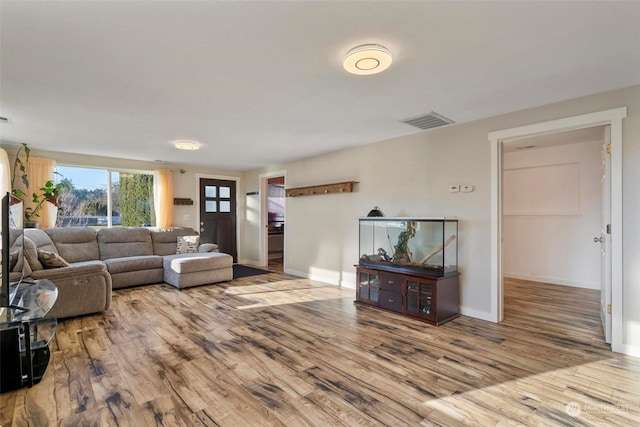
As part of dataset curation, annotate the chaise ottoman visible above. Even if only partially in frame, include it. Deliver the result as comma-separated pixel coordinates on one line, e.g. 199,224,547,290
163,252,233,289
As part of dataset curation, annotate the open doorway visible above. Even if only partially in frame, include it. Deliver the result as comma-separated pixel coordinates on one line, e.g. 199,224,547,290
259,170,287,272
267,176,285,272
501,126,607,340
489,107,626,353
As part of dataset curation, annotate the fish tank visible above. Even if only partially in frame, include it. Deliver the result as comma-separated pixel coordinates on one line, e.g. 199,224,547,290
359,217,458,277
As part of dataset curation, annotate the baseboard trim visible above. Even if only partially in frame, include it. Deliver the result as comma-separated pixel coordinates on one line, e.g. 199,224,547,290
459,306,495,322
504,273,599,290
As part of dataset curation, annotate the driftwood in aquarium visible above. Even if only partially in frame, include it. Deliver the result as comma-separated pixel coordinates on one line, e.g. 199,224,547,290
418,234,457,265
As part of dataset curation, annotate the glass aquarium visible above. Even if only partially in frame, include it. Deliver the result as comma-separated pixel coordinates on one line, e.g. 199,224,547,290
359,217,458,277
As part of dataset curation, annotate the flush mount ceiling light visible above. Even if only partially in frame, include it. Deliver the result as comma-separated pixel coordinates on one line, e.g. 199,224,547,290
173,140,200,150
343,44,392,75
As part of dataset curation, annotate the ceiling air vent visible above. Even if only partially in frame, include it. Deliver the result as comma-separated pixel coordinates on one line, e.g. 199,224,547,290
402,112,454,130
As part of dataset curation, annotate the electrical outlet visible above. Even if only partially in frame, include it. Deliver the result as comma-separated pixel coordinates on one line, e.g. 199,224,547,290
449,184,460,193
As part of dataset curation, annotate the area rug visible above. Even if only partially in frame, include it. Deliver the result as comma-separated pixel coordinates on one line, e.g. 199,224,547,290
233,264,271,279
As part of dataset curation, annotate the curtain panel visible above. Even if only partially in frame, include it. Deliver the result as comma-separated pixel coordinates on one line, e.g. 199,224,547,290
154,169,173,228
0,148,11,195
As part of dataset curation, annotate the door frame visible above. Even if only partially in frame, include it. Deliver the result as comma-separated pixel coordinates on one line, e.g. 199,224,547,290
601,125,612,344
489,107,626,353
259,170,287,268
195,173,241,261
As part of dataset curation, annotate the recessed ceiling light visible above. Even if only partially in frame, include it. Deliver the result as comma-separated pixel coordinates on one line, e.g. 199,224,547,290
343,44,392,75
173,140,200,150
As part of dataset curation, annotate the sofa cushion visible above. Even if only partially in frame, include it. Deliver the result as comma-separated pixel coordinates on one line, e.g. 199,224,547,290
38,249,70,268
45,227,99,263
103,255,163,275
98,227,154,260
8,231,31,279
24,229,59,271
9,251,19,270
150,227,198,256
163,252,232,274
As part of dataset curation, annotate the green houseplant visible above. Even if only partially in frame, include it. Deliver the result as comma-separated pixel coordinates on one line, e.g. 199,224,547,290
10,143,71,226
24,178,72,225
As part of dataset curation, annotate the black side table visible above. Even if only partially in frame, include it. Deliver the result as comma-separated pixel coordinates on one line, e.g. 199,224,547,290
1,279,58,393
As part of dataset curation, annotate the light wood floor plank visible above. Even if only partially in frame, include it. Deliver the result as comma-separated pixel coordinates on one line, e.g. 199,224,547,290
3,275,639,426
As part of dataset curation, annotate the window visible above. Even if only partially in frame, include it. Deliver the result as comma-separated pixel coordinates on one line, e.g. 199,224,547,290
55,166,154,228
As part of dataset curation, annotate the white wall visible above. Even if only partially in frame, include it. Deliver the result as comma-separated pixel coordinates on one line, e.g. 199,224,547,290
244,85,640,348
503,140,602,289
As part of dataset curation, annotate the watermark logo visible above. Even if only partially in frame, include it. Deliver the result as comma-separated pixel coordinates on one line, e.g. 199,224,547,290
566,402,581,417
566,401,629,417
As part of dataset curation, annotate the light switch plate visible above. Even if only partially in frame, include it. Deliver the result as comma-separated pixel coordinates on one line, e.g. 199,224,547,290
461,184,474,193
449,184,460,193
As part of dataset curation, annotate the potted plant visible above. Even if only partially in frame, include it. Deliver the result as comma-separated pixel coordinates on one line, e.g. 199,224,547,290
10,143,30,200
24,178,72,227
10,142,71,227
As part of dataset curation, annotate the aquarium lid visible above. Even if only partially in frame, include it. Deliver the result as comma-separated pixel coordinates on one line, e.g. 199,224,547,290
358,216,457,221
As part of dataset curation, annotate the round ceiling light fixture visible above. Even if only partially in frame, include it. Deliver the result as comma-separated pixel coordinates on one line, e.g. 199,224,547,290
173,140,200,150
343,44,392,75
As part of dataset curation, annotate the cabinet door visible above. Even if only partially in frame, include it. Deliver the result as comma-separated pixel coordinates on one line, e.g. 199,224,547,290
357,270,379,303
405,280,435,321
0,326,24,393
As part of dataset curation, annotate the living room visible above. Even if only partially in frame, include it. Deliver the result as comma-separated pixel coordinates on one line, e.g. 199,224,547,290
1,1,639,425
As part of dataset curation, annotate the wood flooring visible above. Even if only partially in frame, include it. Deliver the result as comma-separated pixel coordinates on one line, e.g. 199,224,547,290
1,275,639,426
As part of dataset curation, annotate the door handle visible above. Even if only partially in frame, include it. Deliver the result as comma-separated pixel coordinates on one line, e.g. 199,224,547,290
594,236,603,243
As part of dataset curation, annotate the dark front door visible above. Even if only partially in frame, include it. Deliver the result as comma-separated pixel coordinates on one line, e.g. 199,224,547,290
200,178,237,262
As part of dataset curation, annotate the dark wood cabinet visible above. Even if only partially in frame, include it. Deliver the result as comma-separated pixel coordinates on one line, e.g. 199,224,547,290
357,267,379,304
355,266,459,325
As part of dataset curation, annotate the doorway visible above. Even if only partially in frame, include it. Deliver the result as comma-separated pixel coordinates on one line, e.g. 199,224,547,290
489,107,626,353
259,170,287,270
199,178,237,262
267,176,285,272
501,126,608,340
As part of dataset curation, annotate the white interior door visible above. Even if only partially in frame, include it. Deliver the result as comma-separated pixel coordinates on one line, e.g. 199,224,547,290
599,125,612,344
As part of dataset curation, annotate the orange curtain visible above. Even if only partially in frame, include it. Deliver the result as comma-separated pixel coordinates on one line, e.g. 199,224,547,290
14,157,57,228
0,148,10,195
153,169,173,228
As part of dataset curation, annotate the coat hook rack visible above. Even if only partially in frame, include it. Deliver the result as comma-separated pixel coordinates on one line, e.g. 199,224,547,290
286,181,358,197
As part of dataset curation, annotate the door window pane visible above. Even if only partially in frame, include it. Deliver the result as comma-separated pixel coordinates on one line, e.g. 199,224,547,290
219,201,231,212
205,186,217,198
219,186,230,198
206,201,217,212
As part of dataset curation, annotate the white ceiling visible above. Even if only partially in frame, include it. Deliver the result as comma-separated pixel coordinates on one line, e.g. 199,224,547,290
1,1,639,170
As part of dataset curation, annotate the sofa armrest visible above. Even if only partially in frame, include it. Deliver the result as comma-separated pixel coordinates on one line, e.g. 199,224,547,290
198,243,219,253
28,261,112,319
29,261,108,280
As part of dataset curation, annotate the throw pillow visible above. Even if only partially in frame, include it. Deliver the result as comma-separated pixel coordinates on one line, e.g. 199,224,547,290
176,235,200,254
9,251,19,271
37,249,70,269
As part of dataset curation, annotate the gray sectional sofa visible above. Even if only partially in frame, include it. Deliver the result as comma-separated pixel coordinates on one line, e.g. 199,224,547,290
20,227,233,319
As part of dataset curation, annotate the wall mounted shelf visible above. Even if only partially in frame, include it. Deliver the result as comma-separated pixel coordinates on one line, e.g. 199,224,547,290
286,181,358,197
173,198,194,205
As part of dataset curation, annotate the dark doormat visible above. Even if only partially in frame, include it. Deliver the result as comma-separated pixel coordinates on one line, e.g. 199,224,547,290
233,264,271,279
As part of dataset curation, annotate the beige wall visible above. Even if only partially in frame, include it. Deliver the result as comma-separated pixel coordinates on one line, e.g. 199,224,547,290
244,85,640,350
503,140,602,289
